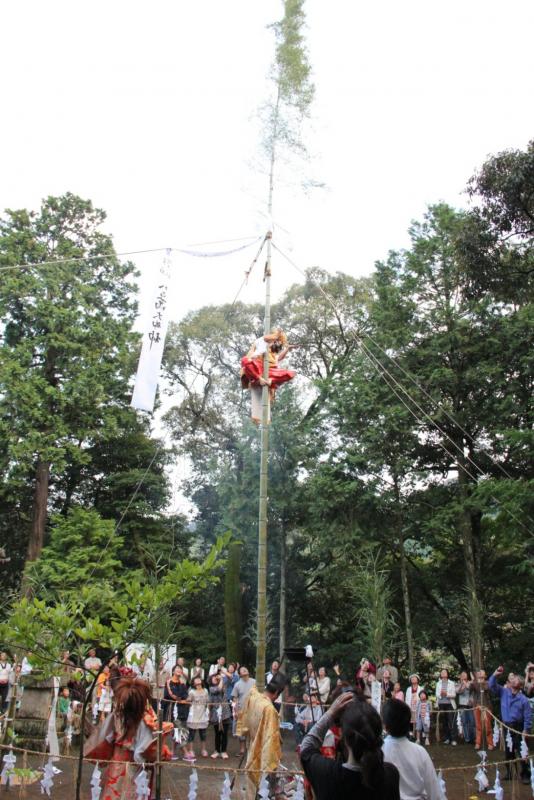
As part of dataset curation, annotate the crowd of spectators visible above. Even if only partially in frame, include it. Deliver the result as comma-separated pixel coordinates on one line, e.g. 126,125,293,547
0,647,532,792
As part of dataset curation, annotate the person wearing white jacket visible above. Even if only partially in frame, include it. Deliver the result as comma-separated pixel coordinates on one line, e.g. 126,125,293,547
435,668,457,745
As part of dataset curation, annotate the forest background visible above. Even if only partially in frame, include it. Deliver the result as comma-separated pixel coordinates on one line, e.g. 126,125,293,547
0,140,532,684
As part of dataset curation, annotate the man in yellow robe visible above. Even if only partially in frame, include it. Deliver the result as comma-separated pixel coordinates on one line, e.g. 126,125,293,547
240,685,282,798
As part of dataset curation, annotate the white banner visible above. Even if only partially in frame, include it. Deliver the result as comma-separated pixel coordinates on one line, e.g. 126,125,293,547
371,679,382,714
131,252,172,412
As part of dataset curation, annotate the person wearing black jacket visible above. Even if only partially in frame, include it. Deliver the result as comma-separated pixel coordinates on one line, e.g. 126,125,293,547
300,692,400,800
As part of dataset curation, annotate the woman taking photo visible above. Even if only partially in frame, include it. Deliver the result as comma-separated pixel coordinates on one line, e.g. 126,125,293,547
208,672,232,759
300,693,400,800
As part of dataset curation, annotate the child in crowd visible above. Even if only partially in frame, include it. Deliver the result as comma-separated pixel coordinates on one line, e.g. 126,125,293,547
415,690,432,746
98,675,113,722
58,686,71,730
392,682,404,702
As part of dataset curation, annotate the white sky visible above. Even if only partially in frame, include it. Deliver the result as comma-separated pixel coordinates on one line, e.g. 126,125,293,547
1,0,533,513
2,0,533,326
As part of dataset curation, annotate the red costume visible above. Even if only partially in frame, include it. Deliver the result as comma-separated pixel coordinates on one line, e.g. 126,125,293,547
85,679,172,800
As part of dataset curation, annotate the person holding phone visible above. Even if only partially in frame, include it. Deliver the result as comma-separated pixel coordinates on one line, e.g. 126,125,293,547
489,665,531,783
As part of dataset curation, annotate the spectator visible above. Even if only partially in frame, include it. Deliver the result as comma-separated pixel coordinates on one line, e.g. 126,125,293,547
303,662,319,696
382,698,442,800
0,651,12,711
455,670,475,744
392,682,404,703
265,659,281,686
317,667,331,705
209,656,226,677
156,659,171,700
415,690,432,746
7,663,23,710
489,666,531,783
332,661,349,684
94,666,111,723
84,648,102,674
98,674,113,722
380,669,395,701
232,666,256,755
164,665,188,725
356,658,376,700
470,669,494,750
300,693,400,800
60,650,76,675
435,668,457,745
208,673,231,759
377,657,399,685
295,694,324,745
524,663,534,699
140,654,155,685
184,675,209,761
176,657,189,680
223,663,239,701
190,657,205,683
58,686,71,730
405,675,423,731
21,653,33,675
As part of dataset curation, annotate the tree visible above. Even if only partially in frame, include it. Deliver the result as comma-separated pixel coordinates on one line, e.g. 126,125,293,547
0,194,138,570
0,531,230,800
25,506,123,619
224,541,244,663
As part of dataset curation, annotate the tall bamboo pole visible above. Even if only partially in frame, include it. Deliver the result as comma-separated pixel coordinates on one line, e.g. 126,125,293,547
255,231,272,691
255,82,278,689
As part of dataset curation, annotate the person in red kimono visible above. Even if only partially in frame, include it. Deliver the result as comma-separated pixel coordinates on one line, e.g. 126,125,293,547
240,329,296,422
85,677,173,800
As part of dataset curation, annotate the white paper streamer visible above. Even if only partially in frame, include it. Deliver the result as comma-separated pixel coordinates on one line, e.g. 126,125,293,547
294,775,305,800
456,713,463,737
371,679,382,713
0,750,16,786
47,676,60,758
476,767,489,792
258,773,270,799
505,730,513,751
40,759,56,797
220,771,231,800
188,768,199,800
90,763,102,800
529,757,534,796
520,738,529,759
476,750,489,793
493,768,504,800
134,765,151,799
131,252,172,412
493,720,500,746
173,702,178,721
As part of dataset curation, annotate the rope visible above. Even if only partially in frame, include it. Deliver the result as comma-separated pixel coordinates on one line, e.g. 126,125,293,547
0,237,262,273
0,740,529,777
271,241,534,540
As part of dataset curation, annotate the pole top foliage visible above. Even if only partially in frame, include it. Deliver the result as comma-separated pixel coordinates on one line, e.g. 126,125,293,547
269,0,315,117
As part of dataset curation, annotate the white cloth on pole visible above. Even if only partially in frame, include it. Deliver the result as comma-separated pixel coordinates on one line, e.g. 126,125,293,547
131,252,172,412
47,677,60,759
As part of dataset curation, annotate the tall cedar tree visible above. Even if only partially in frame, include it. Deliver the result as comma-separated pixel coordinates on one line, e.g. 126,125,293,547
0,194,138,569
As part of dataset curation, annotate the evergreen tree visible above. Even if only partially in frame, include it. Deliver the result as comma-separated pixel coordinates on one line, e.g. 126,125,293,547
0,194,138,570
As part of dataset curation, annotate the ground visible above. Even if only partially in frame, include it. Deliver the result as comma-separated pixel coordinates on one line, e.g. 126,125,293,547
7,734,531,798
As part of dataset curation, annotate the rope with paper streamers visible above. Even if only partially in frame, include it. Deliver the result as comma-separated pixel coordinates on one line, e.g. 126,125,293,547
0,740,530,774
1,740,532,800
